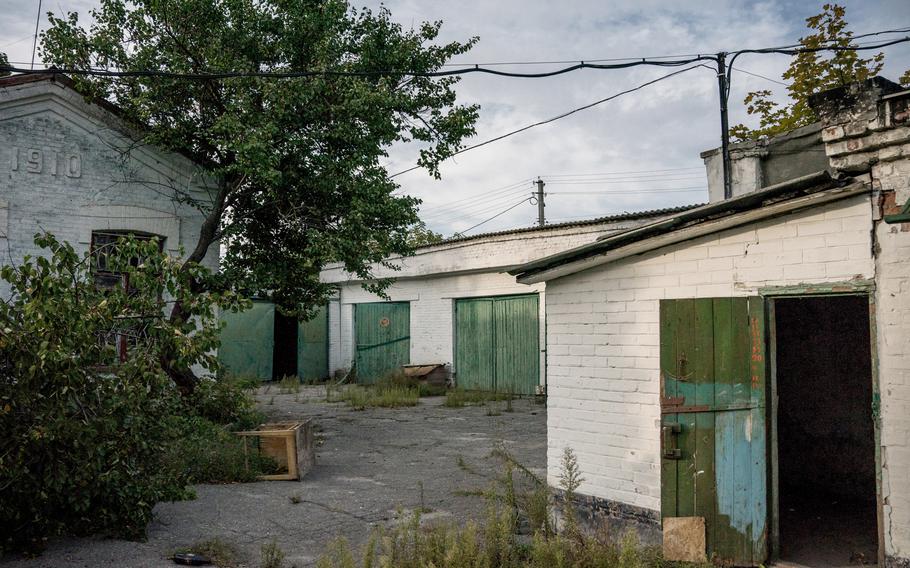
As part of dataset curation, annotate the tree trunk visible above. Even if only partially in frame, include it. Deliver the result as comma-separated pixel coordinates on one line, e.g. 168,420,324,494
165,178,233,393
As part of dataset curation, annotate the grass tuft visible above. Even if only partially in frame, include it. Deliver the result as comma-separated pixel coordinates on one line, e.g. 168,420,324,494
325,383,419,410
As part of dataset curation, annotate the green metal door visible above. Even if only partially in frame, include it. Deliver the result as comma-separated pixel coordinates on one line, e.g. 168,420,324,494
355,302,410,384
219,300,275,380
660,297,767,565
454,298,495,391
454,294,539,395
297,306,328,381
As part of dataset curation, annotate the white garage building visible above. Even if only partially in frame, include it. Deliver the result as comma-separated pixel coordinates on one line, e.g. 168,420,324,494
320,208,696,392
511,78,910,566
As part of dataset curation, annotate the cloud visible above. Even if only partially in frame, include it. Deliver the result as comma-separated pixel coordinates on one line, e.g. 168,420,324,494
2,0,907,236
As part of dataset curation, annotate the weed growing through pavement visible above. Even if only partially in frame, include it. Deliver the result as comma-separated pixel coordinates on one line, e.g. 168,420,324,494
325,382,418,410
260,540,285,568
278,375,301,394
317,444,669,567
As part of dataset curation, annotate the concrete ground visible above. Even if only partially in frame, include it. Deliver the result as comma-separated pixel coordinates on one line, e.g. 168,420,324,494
2,385,547,568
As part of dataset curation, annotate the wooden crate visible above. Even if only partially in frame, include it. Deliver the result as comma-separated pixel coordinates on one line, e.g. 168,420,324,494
236,420,314,481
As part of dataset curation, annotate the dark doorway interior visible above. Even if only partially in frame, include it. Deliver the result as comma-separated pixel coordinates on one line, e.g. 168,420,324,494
774,295,877,566
273,312,298,380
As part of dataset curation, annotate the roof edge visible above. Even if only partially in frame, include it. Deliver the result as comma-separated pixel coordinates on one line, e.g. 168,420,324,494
510,170,851,281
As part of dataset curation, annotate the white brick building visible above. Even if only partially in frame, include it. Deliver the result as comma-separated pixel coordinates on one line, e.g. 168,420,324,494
0,74,218,300
320,208,695,392
512,78,910,566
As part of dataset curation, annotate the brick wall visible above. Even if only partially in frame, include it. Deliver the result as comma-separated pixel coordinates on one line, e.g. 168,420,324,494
0,78,218,300
328,271,545,379
815,80,910,563
544,196,874,513
323,216,669,379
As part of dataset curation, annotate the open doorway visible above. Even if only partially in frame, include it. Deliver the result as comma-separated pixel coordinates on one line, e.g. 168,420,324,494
272,312,298,380
773,295,878,566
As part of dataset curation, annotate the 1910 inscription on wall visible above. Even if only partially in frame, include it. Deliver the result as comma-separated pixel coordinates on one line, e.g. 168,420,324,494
9,147,82,178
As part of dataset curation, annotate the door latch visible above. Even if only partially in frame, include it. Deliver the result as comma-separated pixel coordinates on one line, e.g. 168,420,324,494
662,423,682,460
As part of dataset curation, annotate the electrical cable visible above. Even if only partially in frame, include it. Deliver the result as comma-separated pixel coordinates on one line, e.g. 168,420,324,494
420,188,531,219
390,63,712,178
547,186,706,195
454,198,533,236
539,166,703,178
428,193,535,223
0,55,718,79
730,65,789,86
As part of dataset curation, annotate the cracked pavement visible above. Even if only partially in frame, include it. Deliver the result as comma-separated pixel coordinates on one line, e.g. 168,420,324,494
2,386,547,567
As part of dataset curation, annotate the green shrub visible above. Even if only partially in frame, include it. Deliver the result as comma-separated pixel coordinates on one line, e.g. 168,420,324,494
0,233,245,554
187,376,261,428
164,416,278,484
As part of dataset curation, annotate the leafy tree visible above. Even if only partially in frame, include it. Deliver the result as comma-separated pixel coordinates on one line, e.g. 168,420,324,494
407,220,444,248
41,0,479,390
0,52,9,77
0,233,245,552
730,4,907,141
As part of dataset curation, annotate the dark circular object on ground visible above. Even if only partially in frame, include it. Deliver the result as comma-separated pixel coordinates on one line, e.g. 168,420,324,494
172,552,212,566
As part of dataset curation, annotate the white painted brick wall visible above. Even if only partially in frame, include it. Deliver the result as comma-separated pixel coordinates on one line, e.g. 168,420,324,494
0,79,218,301
873,164,910,560
819,87,910,559
323,213,670,381
544,196,874,513
328,271,546,383
322,214,669,282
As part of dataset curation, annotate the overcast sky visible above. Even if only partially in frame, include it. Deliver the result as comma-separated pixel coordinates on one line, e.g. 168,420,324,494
2,0,908,236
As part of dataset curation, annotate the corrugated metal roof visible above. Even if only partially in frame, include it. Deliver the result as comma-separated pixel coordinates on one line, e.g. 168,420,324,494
418,203,704,250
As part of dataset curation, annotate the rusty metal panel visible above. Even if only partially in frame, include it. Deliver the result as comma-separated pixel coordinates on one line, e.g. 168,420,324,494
659,297,767,565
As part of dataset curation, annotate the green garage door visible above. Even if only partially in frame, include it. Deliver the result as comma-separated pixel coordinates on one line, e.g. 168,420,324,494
455,294,539,395
355,302,410,384
297,306,328,381
219,300,275,380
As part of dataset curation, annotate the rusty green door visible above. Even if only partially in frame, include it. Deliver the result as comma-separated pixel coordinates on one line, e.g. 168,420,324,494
297,306,328,381
660,297,767,565
218,300,275,380
354,302,410,384
454,294,539,395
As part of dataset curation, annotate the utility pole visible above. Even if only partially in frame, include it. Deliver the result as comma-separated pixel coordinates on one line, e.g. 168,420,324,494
716,52,732,200
535,177,546,227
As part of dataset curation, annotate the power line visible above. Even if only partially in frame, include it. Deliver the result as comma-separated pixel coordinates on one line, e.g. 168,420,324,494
420,189,530,220
1,55,717,80
546,176,706,185
548,186,706,195
417,178,531,212
731,65,789,87
428,193,535,223
390,63,712,178
454,198,533,236
539,166,703,178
